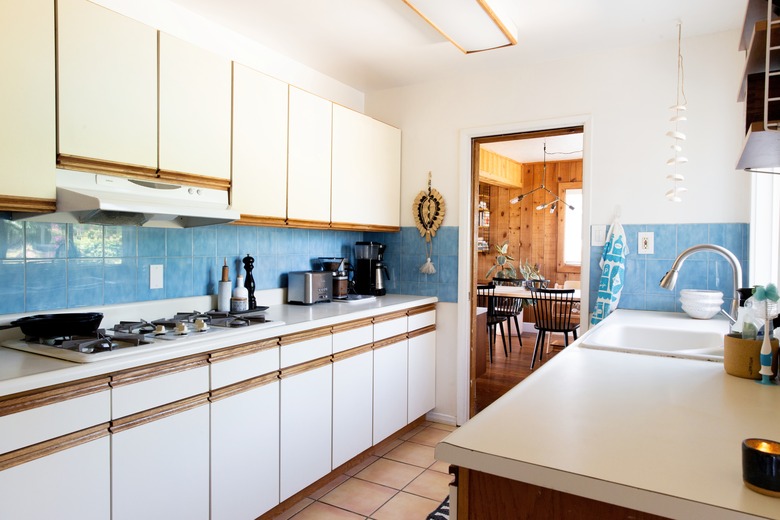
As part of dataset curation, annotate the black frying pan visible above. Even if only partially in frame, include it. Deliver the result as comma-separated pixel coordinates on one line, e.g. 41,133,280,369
0,313,103,338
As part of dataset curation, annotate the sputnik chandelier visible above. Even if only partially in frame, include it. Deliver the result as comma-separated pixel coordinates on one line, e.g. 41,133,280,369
666,22,688,202
509,142,575,213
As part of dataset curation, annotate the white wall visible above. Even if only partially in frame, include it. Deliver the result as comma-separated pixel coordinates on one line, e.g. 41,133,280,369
366,29,750,424
366,29,749,227
91,0,364,111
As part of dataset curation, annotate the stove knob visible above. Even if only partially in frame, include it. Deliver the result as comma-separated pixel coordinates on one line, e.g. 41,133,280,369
175,322,189,334
194,318,209,332
154,324,167,335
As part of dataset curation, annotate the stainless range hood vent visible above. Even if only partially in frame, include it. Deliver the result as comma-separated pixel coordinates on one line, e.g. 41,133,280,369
737,122,780,174
13,170,240,228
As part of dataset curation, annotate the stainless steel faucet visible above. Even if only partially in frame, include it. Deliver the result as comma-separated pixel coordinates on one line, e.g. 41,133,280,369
659,244,742,322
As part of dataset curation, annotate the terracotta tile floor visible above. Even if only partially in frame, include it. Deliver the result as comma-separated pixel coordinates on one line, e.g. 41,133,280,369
274,422,455,520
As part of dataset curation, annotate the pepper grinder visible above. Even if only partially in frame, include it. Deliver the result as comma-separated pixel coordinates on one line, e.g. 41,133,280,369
243,254,256,310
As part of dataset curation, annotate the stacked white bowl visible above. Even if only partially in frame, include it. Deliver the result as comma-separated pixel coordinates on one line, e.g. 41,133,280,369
679,289,724,319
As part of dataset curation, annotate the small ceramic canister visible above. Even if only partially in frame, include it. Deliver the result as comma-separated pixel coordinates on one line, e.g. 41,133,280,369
723,335,778,379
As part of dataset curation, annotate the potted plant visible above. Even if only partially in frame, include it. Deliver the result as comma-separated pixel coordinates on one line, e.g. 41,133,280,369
485,240,517,280
519,259,548,289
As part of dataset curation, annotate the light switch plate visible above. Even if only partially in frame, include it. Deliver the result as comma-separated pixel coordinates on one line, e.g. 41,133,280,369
638,232,654,255
150,264,164,289
591,225,607,247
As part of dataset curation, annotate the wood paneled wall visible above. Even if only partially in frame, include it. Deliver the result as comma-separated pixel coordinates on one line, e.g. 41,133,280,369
477,159,582,287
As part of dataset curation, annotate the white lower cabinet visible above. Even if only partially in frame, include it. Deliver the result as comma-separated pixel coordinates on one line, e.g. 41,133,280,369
280,359,332,501
211,375,280,520
111,399,210,520
0,431,110,520
332,346,373,468
408,327,437,421
373,336,409,444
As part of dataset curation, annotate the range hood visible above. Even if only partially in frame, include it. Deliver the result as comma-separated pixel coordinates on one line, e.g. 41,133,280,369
14,170,239,228
736,122,780,174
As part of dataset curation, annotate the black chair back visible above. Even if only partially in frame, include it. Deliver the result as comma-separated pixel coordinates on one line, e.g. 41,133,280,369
530,288,577,332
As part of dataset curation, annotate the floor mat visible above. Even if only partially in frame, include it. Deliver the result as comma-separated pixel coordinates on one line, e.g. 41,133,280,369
426,495,449,520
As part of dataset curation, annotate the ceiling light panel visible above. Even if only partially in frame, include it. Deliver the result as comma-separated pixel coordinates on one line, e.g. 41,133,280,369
403,0,517,53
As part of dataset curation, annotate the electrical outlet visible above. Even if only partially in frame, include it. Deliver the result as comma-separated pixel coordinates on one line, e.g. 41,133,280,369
638,232,654,255
150,264,164,289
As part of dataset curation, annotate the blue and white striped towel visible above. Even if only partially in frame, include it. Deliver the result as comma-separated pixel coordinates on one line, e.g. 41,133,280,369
591,221,628,325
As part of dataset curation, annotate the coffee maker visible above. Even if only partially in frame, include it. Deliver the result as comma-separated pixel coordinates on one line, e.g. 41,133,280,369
354,241,389,296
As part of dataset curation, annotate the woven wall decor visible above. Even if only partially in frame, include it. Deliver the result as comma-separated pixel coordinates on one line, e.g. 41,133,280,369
413,172,446,274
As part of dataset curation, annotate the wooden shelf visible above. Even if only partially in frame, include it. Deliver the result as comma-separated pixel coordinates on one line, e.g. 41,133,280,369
739,18,780,101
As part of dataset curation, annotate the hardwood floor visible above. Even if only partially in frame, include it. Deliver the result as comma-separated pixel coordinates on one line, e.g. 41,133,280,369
475,329,562,414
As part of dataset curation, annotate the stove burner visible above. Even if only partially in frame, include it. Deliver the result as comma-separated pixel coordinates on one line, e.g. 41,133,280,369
22,329,151,354
111,320,156,335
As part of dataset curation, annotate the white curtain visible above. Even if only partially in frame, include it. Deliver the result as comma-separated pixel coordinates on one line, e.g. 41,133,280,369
750,174,780,286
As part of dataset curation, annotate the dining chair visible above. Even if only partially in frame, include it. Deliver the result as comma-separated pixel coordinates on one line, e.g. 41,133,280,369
529,288,579,369
492,278,524,353
476,284,508,362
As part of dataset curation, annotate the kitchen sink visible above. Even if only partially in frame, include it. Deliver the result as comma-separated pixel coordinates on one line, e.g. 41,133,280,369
580,323,725,361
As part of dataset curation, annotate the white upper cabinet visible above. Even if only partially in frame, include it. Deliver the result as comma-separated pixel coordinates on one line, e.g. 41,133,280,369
331,105,401,229
159,33,231,187
287,87,332,226
0,0,56,208
57,0,157,176
232,63,289,225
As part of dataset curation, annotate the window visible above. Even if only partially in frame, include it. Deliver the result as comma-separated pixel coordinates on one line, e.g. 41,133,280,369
557,183,582,272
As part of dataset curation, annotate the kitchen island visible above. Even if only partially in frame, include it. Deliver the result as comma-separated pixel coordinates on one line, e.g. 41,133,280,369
436,310,780,520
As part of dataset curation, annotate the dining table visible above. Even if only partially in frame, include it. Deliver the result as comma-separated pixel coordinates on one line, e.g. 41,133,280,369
492,285,582,302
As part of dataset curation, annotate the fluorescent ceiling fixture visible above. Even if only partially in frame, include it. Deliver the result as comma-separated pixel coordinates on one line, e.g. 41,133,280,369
403,0,517,53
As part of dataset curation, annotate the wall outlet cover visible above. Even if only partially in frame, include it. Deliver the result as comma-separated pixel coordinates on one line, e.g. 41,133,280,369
638,232,654,255
150,264,164,289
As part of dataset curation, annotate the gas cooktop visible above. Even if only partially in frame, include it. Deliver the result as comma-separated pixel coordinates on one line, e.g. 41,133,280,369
1,309,284,363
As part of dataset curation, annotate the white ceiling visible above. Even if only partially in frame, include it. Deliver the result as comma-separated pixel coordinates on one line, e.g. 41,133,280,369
482,133,584,164
166,0,746,93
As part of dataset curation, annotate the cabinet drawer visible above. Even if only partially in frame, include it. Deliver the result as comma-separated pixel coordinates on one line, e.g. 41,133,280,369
0,377,110,454
332,319,373,354
111,356,209,419
210,339,279,389
408,308,436,331
374,312,408,341
280,329,332,369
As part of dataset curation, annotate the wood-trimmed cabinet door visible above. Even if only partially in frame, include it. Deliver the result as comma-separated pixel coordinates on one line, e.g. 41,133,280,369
231,63,288,225
331,105,401,230
158,32,231,188
332,346,373,468
0,429,110,520
111,397,210,520
373,335,409,444
57,0,157,177
408,326,437,422
280,358,333,501
211,375,280,520
0,0,57,210
287,86,332,227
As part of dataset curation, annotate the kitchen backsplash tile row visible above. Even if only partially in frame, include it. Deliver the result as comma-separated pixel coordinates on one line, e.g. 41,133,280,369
589,223,749,314
0,219,460,315
366,226,459,303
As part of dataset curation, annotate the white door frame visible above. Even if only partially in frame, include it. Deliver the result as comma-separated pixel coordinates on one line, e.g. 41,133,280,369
455,114,594,424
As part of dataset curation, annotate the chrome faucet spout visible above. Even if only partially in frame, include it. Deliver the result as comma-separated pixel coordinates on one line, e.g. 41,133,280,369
659,244,742,321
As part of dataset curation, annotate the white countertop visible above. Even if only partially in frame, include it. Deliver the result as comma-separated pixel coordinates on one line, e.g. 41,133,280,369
436,310,780,520
0,294,436,397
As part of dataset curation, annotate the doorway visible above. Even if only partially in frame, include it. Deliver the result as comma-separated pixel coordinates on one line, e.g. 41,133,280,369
469,125,585,417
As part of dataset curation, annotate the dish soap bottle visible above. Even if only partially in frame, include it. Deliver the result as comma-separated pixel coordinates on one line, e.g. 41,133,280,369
231,275,249,313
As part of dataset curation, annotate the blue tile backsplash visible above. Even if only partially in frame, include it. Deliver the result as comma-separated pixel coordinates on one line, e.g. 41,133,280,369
0,219,461,315
590,223,749,315
0,219,748,316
